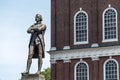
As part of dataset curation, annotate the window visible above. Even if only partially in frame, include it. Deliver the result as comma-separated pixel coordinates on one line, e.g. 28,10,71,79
74,61,89,80
103,5,118,42
104,59,119,80
74,8,88,44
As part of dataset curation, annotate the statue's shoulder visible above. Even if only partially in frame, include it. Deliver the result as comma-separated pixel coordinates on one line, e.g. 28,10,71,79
38,24,46,27
42,24,46,30
42,24,46,27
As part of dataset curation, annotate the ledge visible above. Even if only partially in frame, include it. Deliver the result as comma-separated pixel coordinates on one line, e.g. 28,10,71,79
48,46,120,61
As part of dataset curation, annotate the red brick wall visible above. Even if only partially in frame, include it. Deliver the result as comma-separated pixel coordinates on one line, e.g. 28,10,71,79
51,0,120,50
98,0,120,44
63,62,70,80
69,0,93,48
51,0,56,47
56,60,64,80
70,59,79,80
51,64,56,80
51,0,71,50
51,56,120,80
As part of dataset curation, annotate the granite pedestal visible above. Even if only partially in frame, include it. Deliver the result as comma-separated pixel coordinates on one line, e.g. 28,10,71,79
21,73,45,80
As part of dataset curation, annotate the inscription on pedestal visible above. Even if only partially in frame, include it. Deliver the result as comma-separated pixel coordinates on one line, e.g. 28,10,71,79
21,74,45,80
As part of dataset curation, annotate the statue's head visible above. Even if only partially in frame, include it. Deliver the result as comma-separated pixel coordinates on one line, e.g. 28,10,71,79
35,14,42,22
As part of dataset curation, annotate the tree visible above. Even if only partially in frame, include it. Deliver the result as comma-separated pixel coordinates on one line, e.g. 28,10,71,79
41,67,50,80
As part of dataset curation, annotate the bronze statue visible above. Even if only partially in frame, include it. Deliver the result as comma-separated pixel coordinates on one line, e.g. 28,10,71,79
23,14,46,74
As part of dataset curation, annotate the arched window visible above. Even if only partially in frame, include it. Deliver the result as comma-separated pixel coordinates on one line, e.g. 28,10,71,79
104,59,119,80
103,5,118,42
74,8,88,44
74,61,89,80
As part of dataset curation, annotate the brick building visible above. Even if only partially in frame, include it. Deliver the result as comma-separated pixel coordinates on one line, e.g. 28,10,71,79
48,0,120,80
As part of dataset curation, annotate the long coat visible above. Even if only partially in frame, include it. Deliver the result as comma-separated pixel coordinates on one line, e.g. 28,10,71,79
27,23,46,58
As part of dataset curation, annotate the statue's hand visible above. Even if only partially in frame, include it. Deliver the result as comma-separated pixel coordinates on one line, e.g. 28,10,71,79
30,30,34,33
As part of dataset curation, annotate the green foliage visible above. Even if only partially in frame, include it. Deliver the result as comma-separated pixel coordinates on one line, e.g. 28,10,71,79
41,67,50,80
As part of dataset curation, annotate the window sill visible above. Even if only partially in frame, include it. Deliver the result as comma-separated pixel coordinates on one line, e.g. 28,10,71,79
74,41,88,45
102,39,118,43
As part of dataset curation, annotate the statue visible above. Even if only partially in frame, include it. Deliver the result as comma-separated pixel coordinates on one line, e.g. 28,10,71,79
23,14,46,74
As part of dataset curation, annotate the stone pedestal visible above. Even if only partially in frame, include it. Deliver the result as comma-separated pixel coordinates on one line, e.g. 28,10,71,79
21,73,45,80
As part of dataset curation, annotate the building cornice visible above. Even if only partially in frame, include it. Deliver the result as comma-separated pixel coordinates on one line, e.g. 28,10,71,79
63,59,71,63
48,46,120,61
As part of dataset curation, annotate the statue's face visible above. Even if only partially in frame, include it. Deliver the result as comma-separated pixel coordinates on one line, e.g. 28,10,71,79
35,14,42,22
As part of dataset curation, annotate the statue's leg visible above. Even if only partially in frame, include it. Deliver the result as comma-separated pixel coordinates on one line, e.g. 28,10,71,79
36,44,43,74
24,45,34,74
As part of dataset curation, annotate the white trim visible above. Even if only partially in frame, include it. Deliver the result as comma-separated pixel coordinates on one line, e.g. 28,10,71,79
50,47,56,51
63,59,71,63
80,58,83,61
74,60,89,80
109,56,112,59
102,39,118,42
74,8,89,45
80,8,82,11
102,5,118,42
92,56,99,61
103,58,119,80
74,41,88,45
50,59,56,64
63,46,70,50
108,4,111,8
48,46,120,61
91,43,99,48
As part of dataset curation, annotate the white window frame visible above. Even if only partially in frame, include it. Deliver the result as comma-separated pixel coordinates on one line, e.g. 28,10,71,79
103,58,119,80
74,8,89,45
102,5,118,42
74,60,89,80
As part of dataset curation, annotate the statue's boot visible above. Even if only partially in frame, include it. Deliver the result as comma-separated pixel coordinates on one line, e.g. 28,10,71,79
23,59,32,74
36,59,42,74
22,71,29,74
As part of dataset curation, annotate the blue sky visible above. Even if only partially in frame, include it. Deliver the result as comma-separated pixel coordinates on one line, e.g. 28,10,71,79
0,0,50,80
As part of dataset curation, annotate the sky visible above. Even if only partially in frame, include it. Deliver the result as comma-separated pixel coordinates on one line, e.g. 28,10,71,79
0,0,51,80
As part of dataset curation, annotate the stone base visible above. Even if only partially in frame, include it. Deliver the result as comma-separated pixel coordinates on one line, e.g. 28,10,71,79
21,73,45,80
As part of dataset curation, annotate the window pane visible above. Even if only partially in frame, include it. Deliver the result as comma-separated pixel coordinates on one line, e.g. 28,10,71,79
75,12,88,43
76,62,88,80
104,9,117,40
105,60,118,80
